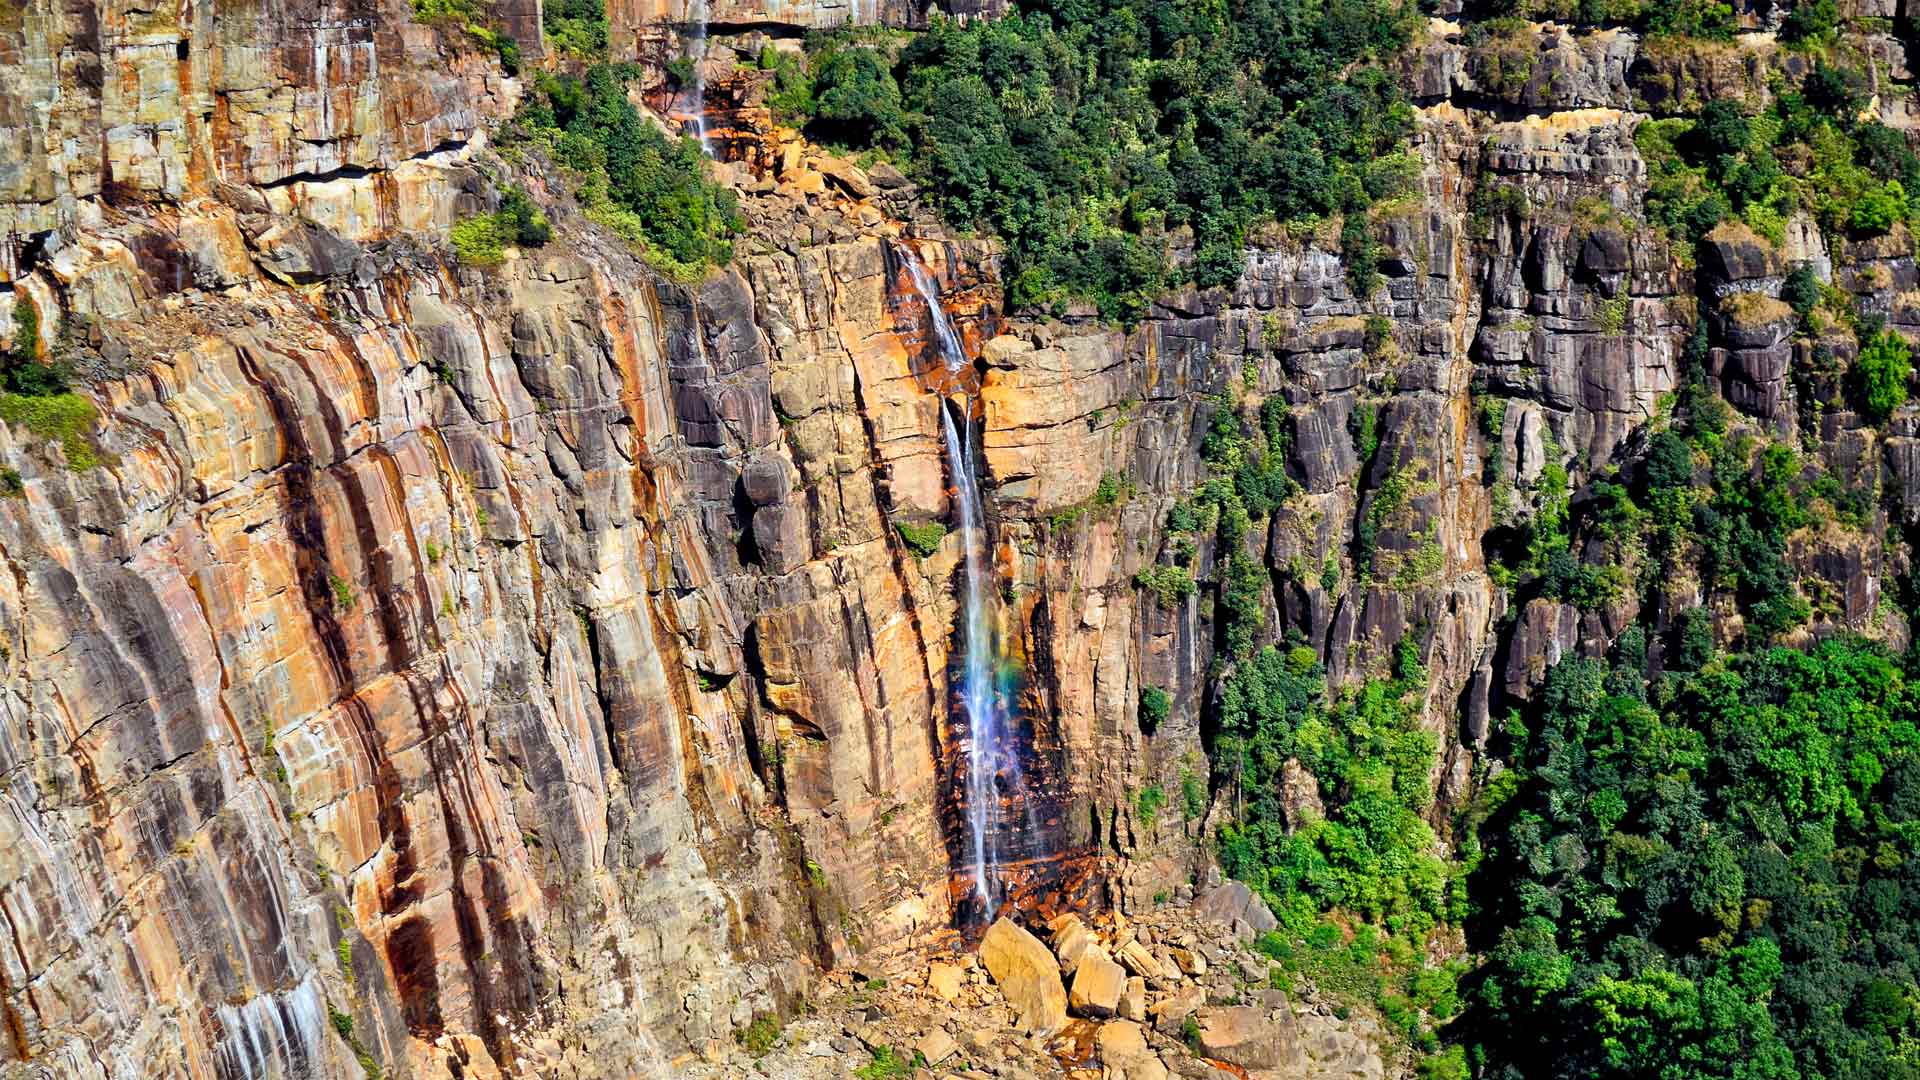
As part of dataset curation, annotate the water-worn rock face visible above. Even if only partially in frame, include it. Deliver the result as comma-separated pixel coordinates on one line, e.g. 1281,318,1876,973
0,3,960,1074
5,0,1920,1075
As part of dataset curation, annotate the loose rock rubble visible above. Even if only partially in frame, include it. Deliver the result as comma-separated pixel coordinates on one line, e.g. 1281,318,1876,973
681,886,1389,1079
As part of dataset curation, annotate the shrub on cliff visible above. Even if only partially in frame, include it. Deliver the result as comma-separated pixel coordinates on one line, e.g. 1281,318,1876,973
1138,686,1171,733
450,186,551,268
1780,0,1839,46
8,299,34,365
506,66,742,278
1640,0,1735,39
735,1014,782,1055
1804,59,1867,120
893,519,947,558
412,0,521,74
2,298,71,398
1854,327,1912,421
542,0,607,57
1851,179,1907,234
853,1046,920,1078
757,45,815,125
1781,264,1821,318
450,214,510,267
1341,216,1383,298
0,391,97,469
1135,563,1195,607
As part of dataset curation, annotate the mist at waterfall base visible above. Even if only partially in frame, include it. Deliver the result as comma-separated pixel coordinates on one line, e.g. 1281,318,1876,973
892,247,1092,928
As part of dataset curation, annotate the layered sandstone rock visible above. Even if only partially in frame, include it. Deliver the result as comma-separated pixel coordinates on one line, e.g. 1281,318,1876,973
1,0,1918,1074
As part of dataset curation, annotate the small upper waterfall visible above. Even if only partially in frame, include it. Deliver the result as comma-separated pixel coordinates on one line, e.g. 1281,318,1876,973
904,257,968,372
684,0,713,155
899,248,1019,922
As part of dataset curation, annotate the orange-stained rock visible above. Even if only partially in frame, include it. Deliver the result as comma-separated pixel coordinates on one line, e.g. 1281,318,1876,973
8,0,1911,1076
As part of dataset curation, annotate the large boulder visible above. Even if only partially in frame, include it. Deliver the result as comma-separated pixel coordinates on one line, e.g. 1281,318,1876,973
1194,1005,1294,1070
250,218,361,284
926,961,962,1002
1167,946,1207,977
916,1028,958,1067
1149,984,1206,1035
1278,758,1325,832
1116,939,1168,980
1050,914,1097,975
1193,882,1279,940
1297,1013,1388,1079
1069,949,1127,1017
980,917,1068,1036
1096,1020,1169,1080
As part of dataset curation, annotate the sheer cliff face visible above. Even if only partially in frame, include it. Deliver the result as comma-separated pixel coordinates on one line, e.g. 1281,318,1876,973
1,0,1915,1077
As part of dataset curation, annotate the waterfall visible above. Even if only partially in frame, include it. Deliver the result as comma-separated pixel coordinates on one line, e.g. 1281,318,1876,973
904,256,968,375
685,0,713,156
900,249,1016,921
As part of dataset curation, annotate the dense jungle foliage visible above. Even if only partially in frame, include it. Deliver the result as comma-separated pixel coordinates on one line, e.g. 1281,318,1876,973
480,0,742,278
503,65,743,278
1191,342,1920,1080
1436,310,1920,1077
1636,85,1920,253
771,0,1420,320
1466,636,1920,1080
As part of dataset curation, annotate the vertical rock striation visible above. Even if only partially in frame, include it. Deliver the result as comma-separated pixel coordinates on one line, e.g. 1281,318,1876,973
0,0,1917,1077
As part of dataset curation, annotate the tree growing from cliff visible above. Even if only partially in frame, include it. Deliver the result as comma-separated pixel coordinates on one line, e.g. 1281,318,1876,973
2,298,67,397
1780,0,1840,46
1854,327,1912,422
7,299,36,367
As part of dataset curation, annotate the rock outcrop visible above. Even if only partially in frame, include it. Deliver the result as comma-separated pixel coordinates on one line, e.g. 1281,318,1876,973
698,894,1385,1079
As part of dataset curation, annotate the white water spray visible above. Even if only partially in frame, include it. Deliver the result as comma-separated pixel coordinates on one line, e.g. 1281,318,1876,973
901,249,1015,920
685,0,713,156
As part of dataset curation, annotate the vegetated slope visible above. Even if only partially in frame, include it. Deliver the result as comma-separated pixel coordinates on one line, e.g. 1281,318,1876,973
748,2,1920,1076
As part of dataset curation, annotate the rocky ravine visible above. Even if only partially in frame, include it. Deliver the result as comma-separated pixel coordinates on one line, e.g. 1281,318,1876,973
2,0,1918,1078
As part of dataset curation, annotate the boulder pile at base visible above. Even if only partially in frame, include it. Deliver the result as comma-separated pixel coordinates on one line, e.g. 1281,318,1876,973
679,884,1389,1079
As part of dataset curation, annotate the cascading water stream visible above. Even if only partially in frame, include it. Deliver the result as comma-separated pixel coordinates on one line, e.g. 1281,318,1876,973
904,257,967,372
900,249,1019,921
685,0,713,156
941,401,1003,917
